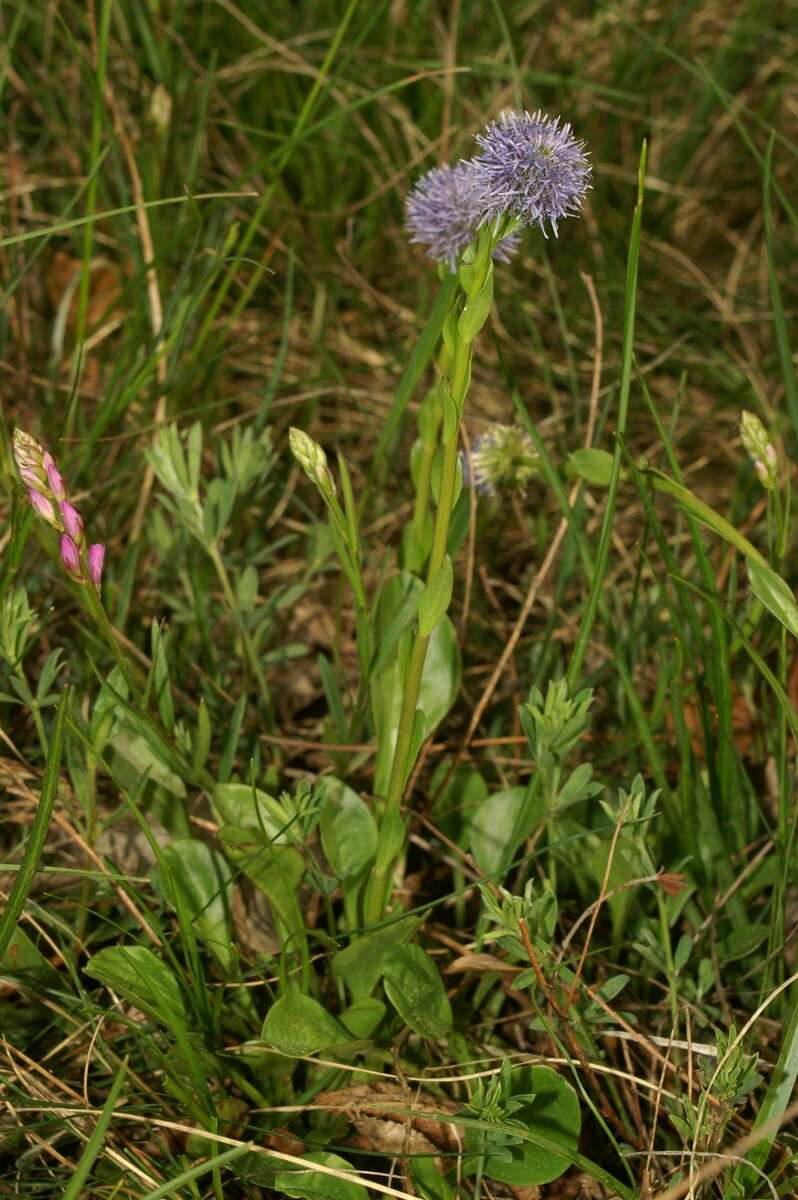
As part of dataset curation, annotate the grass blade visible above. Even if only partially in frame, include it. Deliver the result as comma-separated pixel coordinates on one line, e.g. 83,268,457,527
62,1058,128,1200
0,687,69,961
567,141,646,688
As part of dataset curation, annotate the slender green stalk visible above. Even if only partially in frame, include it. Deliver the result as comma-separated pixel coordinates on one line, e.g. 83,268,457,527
62,1058,128,1200
566,141,646,691
206,542,274,725
365,234,495,923
384,389,462,799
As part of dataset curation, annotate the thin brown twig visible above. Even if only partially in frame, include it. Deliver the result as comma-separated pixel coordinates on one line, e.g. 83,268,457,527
516,918,639,1148
564,796,629,1011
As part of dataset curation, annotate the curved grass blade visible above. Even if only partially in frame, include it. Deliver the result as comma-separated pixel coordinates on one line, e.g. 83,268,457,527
0,687,69,961
62,1058,128,1200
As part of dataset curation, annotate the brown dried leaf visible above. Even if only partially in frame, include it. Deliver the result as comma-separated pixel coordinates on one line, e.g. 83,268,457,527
316,1082,460,1154
446,952,521,975
232,881,280,959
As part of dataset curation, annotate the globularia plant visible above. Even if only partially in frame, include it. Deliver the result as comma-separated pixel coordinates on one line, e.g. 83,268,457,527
291,108,591,924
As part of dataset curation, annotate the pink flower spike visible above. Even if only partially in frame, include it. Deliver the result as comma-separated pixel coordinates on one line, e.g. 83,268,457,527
60,534,82,579
43,452,67,501
29,489,56,525
88,543,105,587
60,501,84,543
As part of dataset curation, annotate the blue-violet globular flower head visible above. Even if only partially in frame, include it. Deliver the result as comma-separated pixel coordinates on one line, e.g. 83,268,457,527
405,161,521,270
471,109,591,236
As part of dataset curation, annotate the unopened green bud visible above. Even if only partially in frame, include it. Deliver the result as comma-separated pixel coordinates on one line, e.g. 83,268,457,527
740,410,778,490
288,427,336,495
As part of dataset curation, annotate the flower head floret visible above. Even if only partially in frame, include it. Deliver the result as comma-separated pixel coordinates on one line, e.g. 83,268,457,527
405,161,521,270
462,424,540,496
471,109,591,235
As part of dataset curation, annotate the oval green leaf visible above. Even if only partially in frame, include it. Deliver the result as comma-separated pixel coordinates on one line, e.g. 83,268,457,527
84,945,187,1035
318,778,377,881
274,1151,368,1200
262,986,349,1057
151,838,234,969
381,943,452,1040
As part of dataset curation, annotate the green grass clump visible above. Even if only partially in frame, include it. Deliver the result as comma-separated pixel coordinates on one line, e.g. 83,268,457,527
0,1,797,1197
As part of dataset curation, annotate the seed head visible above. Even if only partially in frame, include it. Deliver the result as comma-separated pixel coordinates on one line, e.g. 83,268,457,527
14,429,46,488
471,109,591,235
462,424,540,496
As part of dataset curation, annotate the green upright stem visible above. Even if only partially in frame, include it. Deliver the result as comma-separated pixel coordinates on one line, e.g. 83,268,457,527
384,338,470,816
364,337,472,926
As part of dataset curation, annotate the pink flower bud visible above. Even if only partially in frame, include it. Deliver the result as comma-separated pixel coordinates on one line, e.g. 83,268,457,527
60,501,84,543
60,534,82,579
29,489,56,525
19,466,42,488
88,543,105,587
755,460,769,484
43,452,67,501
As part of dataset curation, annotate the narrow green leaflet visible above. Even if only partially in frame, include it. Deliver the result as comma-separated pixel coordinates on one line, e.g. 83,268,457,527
566,447,614,487
381,943,452,1040
62,1060,128,1200
418,554,453,636
371,573,460,796
747,559,798,639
